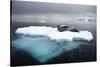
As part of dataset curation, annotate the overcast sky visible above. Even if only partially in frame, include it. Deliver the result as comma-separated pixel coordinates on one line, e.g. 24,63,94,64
11,1,96,15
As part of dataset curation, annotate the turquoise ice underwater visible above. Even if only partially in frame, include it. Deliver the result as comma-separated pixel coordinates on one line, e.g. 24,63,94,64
12,35,91,63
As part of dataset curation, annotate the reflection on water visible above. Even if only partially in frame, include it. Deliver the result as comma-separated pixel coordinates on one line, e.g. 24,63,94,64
12,35,92,63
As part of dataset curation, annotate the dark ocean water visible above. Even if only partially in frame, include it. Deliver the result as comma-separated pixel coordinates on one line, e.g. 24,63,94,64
11,22,96,66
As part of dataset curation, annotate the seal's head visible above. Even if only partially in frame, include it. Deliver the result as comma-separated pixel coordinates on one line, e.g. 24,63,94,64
57,25,69,32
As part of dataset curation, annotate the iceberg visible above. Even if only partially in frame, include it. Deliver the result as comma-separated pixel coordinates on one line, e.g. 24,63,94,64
16,26,93,41
13,26,93,63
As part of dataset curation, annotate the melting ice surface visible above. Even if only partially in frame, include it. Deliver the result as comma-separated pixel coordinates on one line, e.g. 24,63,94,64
12,26,93,63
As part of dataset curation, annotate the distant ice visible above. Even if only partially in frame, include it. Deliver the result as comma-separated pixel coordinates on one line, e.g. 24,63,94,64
16,26,93,41
76,17,96,23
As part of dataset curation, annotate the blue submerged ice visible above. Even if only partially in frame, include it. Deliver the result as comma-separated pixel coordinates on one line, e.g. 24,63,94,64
12,35,64,63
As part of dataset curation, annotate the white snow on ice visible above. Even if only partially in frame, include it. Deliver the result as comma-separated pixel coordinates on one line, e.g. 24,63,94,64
15,26,93,41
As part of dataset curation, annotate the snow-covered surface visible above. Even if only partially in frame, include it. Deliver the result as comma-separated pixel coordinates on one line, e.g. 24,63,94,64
16,26,93,41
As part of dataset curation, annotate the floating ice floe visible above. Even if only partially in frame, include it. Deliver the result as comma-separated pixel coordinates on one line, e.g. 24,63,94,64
76,17,96,23
16,26,93,41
